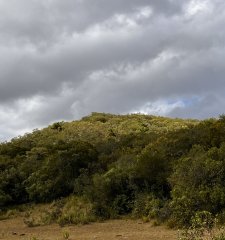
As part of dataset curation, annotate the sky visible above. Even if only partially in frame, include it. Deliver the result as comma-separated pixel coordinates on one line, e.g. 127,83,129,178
0,0,225,141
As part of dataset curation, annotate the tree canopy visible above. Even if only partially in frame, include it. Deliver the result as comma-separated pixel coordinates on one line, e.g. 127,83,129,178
1,113,225,227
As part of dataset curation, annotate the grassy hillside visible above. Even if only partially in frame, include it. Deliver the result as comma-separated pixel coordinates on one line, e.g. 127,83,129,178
2,112,225,228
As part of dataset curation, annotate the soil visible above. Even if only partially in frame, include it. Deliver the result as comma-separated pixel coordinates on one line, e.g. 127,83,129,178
0,217,177,240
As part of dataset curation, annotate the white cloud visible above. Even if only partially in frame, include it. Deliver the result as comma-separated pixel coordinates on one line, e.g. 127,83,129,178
184,0,214,17
131,99,186,116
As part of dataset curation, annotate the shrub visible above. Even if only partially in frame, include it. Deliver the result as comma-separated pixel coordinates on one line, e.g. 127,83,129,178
62,229,70,240
177,211,225,240
132,193,170,223
57,196,96,226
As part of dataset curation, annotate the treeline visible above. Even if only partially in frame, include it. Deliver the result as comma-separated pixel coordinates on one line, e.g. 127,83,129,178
1,113,225,227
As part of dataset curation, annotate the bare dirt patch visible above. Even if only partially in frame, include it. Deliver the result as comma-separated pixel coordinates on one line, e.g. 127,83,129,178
0,217,177,240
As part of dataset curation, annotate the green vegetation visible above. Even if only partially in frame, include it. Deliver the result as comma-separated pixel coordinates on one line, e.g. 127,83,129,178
2,112,225,228
62,229,70,240
177,211,225,240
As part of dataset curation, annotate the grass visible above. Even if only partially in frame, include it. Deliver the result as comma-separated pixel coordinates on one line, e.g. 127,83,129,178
0,217,176,240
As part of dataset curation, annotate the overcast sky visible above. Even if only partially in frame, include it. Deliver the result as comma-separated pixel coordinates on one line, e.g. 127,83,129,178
0,0,225,141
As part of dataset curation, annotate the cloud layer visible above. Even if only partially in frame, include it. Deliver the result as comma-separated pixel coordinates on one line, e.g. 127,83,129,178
0,0,225,141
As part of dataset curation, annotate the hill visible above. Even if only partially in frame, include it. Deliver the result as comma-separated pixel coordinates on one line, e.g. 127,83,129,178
1,113,225,227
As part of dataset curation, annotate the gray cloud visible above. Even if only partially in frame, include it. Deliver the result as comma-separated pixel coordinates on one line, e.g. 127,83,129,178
0,0,225,141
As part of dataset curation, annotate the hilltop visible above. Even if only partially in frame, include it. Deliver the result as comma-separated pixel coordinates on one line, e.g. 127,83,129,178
1,113,225,228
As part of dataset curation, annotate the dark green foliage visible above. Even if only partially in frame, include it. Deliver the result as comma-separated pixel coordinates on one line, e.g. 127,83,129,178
88,165,136,218
135,143,169,195
132,193,170,223
24,140,97,202
2,113,225,228
170,144,225,226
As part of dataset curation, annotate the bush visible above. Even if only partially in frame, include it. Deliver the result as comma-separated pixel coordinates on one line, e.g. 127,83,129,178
88,168,136,219
57,196,96,226
177,211,225,240
170,145,225,227
132,193,170,223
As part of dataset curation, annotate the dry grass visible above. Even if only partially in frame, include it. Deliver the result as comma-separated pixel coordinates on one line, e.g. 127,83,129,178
0,217,177,240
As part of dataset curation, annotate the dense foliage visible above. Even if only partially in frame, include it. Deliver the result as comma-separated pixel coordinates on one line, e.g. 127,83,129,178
1,113,225,227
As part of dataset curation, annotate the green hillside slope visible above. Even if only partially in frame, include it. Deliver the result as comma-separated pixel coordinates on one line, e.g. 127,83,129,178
2,113,225,227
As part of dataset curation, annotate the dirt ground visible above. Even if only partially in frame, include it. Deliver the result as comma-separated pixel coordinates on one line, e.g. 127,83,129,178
0,217,177,240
